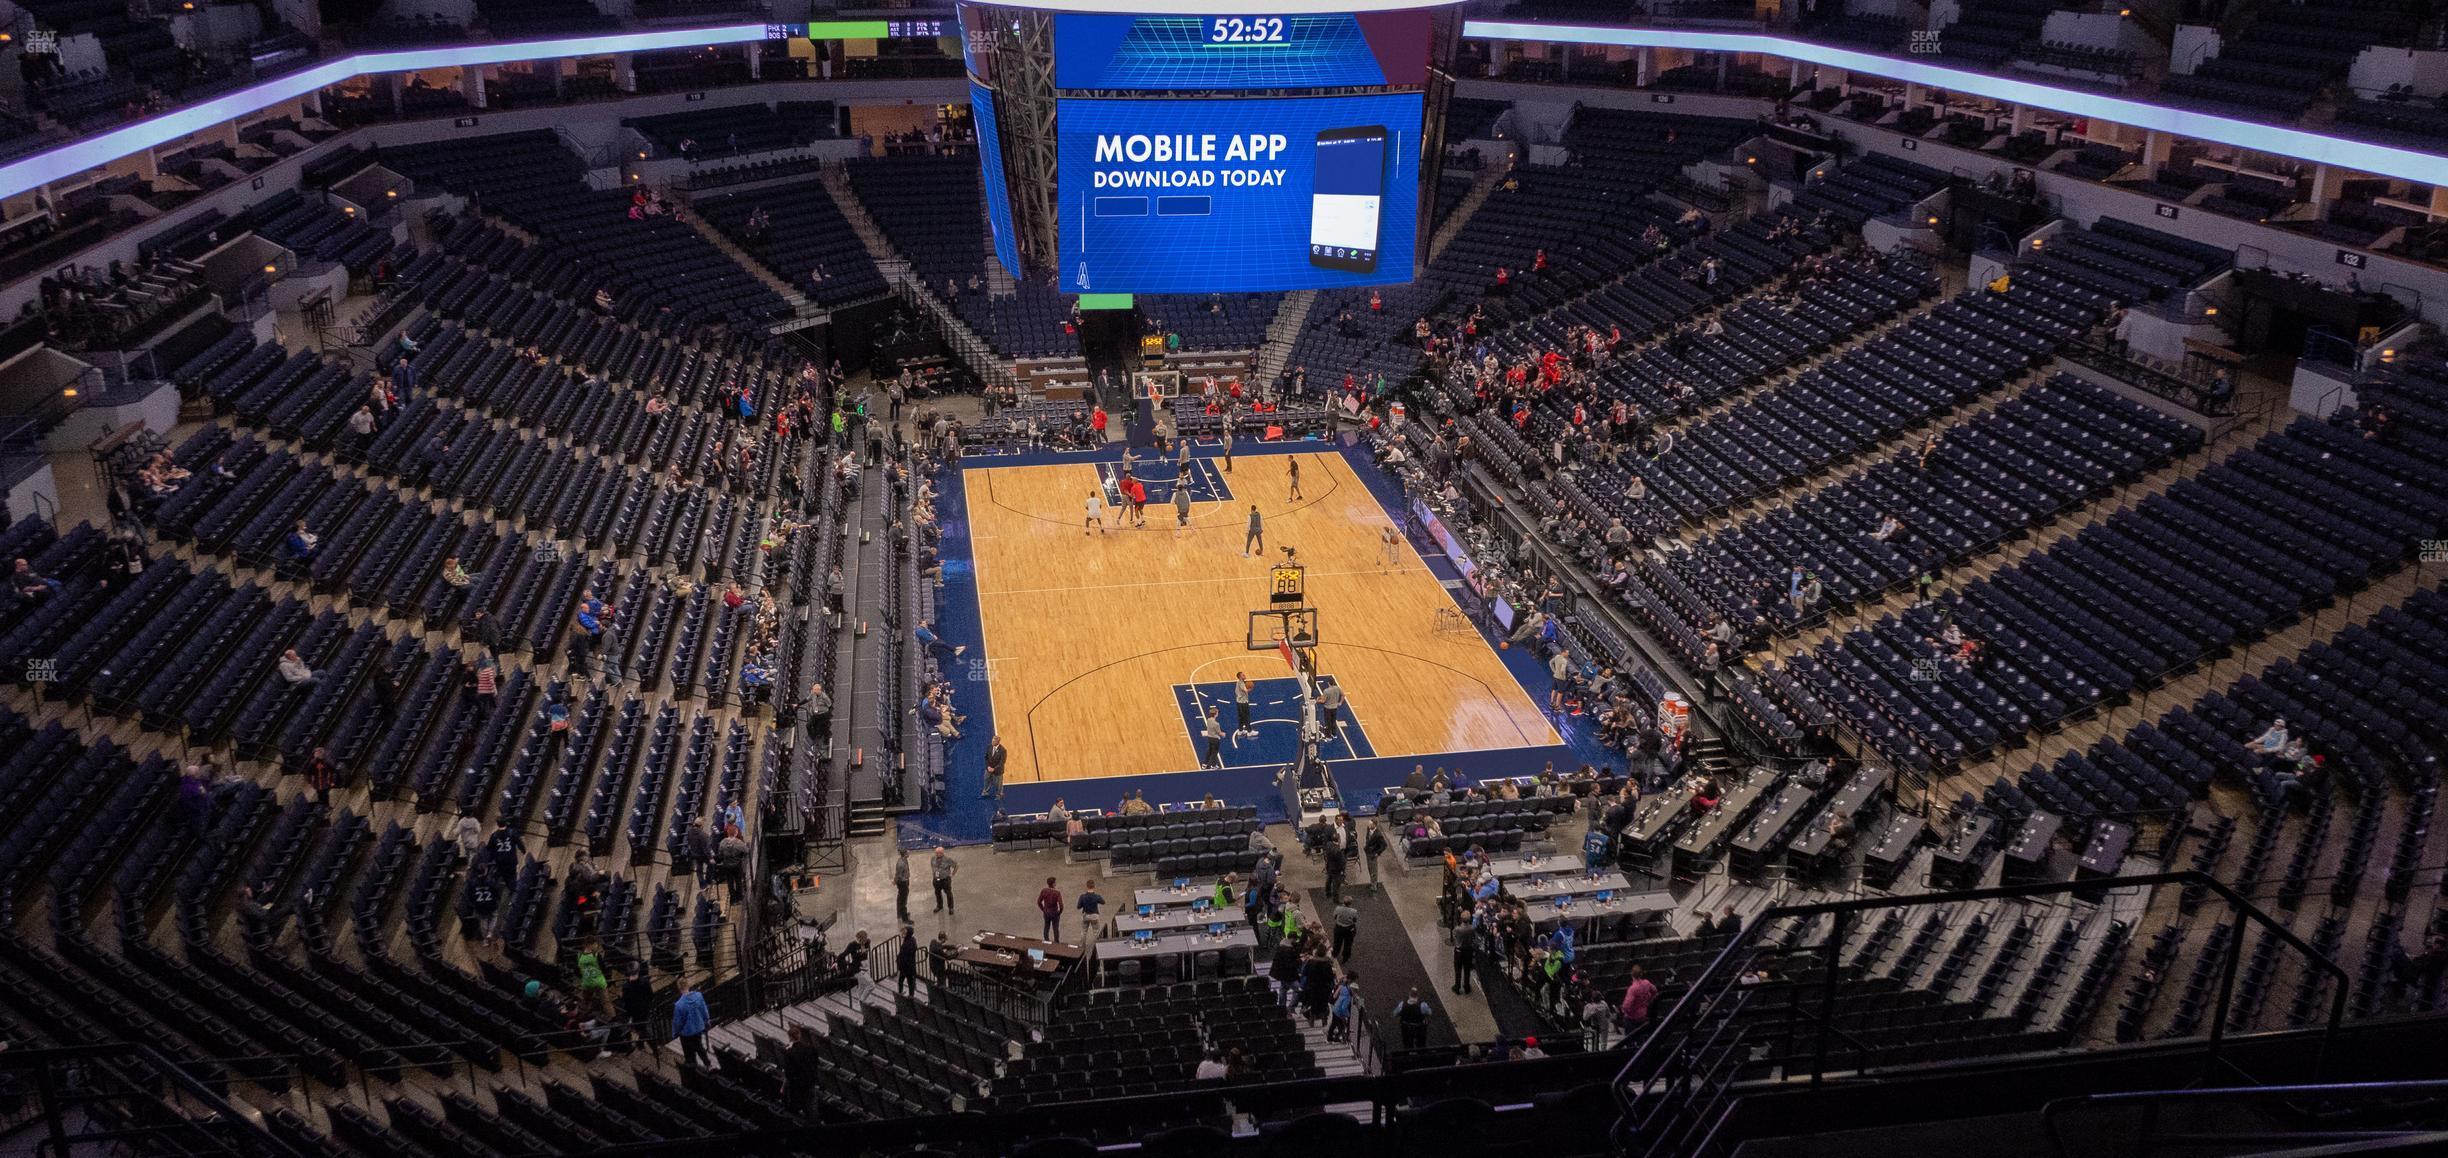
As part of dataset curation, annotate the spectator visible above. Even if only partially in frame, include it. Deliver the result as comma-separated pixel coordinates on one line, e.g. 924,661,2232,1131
982,734,1007,799
928,930,953,985
487,820,520,883
2390,933,2448,990
671,977,710,1066
574,943,608,1008
782,1023,824,1119
896,922,921,997
1450,922,1478,995
454,814,482,862
1331,895,1360,961
1619,964,1658,1032
277,520,318,572
1076,879,1105,932
1395,987,1432,1051
891,847,912,921
717,827,749,900
915,620,965,664
615,965,653,1054
1328,973,1358,1042
806,681,832,744
930,846,957,913
277,649,317,690
304,747,340,805
686,820,715,880
1036,876,1064,941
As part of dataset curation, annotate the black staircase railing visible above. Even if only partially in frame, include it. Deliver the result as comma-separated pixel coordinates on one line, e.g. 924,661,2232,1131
2041,1079,2448,1158
0,1042,311,1158
1612,870,2350,1158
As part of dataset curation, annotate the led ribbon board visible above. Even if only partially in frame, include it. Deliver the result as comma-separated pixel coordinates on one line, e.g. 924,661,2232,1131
1461,20,2448,189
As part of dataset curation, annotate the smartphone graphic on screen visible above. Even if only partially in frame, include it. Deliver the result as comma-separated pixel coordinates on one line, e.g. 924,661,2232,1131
1309,125,1388,274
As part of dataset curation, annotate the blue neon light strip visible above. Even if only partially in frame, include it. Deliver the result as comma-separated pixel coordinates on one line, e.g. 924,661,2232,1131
0,24,769,200
1461,20,2448,189
11,17,2444,203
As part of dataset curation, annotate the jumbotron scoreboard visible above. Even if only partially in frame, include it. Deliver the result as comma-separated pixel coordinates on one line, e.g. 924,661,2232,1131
959,0,1464,294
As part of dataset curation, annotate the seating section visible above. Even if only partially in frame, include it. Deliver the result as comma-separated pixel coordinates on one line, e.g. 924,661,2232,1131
1384,794,1572,859
994,803,1261,860
2337,97,2448,146
1632,373,2200,664
1003,977,1322,1103
627,103,837,158
845,154,1282,358
2161,0,2425,117
380,131,788,333
251,189,401,276
1285,109,1755,394
1933,0,2057,69
697,180,888,307
477,0,619,37
1554,901,2115,1072
1777,401,2448,773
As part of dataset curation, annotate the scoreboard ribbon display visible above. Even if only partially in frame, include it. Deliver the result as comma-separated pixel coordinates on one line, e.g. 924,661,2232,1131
1053,12,1431,90
1056,92,1423,293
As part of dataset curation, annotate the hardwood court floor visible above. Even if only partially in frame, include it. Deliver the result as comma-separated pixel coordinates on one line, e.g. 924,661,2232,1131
962,450,1559,784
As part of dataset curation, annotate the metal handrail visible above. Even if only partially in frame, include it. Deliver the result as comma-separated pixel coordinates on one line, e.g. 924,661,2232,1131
1612,870,2352,1157
2041,1080,2448,1158
0,1041,313,1158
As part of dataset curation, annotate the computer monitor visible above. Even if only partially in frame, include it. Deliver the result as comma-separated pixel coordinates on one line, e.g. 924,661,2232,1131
1492,596,1516,631
1027,948,1047,962
1191,897,1212,912
1597,890,1615,903
1133,931,1154,945
1137,904,1153,917
1208,922,1225,936
1173,877,1190,890
1554,896,1571,909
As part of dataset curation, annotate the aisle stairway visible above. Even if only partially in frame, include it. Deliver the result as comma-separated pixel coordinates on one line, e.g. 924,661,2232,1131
1430,163,1510,263
679,206,816,318
1252,289,1318,391
820,163,1018,395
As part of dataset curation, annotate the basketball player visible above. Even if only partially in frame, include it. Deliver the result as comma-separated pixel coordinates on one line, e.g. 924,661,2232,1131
1378,524,1401,570
1243,505,1264,558
1287,456,1303,501
1234,671,1255,737
1200,706,1228,768
1083,489,1106,535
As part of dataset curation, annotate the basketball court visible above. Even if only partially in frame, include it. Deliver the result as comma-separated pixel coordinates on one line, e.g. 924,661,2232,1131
959,446,1558,785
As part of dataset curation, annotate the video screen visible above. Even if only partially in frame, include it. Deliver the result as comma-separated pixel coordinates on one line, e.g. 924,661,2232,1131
1054,12,1431,91
1055,92,1422,293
